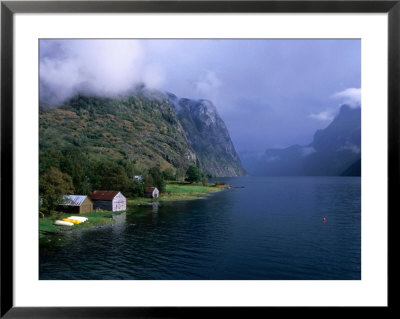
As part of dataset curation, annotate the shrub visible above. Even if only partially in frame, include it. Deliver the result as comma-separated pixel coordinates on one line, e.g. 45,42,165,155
185,165,201,183
39,167,74,215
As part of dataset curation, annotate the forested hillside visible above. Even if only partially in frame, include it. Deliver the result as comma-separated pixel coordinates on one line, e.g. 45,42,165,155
39,90,246,207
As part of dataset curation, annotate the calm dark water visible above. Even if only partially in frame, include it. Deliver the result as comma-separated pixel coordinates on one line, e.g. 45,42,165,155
39,176,361,280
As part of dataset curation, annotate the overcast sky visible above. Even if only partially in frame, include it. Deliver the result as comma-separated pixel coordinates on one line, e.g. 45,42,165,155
40,39,361,155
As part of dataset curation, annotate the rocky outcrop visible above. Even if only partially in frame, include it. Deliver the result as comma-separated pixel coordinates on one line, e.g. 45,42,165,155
167,93,247,177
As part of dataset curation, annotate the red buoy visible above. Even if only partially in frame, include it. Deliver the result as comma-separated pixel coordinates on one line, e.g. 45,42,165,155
322,217,326,222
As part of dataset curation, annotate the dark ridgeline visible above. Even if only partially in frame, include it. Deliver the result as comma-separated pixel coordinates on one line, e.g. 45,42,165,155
250,104,361,176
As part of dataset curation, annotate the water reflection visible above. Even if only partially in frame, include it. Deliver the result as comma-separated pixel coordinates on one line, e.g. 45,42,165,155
40,177,361,280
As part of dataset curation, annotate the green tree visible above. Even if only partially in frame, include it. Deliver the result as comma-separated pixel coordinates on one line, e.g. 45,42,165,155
201,176,208,186
39,149,63,174
97,161,129,191
175,167,186,181
143,174,154,188
77,176,92,195
162,167,175,181
60,147,89,192
148,166,166,192
39,167,74,215
126,180,145,198
120,160,140,179
186,165,201,183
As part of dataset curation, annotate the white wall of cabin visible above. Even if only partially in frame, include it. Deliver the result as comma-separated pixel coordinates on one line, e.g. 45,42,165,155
112,192,126,211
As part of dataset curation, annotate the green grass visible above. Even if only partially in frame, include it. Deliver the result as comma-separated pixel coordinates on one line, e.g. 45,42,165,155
165,183,215,193
126,197,156,206
127,182,226,206
40,183,227,239
39,210,124,237
40,94,198,170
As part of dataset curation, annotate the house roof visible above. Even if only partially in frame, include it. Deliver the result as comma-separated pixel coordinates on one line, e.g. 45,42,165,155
145,187,158,193
90,190,120,201
60,195,89,206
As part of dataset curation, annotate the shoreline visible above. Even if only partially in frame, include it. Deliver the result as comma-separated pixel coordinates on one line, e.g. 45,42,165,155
39,183,228,240
128,183,227,206
39,210,126,239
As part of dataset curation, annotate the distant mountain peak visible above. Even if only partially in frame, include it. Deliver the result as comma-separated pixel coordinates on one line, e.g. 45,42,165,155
338,103,360,115
251,103,361,176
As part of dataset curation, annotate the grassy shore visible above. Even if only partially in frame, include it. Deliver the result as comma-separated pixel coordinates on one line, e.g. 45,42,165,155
127,182,226,205
39,210,124,238
40,182,227,238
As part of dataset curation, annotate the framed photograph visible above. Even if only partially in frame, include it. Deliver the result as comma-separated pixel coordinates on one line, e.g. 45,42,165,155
1,0,396,317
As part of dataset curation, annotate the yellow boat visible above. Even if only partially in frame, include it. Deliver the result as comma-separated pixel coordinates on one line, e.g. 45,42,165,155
62,218,81,224
54,220,74,226
68,216,88,223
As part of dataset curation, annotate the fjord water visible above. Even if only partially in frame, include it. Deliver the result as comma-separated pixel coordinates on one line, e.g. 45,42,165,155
39,176,361,280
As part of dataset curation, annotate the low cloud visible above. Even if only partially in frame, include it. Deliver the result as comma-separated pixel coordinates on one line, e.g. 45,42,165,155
39,39,360,154
309,87,361,122
264,155,279,163
309,110,335,121
341,142,361,154
195,71,223,102
301,146,316,157
40,40,165,105
332,88,361,107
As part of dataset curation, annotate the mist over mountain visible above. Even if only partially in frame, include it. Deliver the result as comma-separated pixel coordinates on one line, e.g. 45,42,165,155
248,104,361,176
39,88,246,177
40,39,361,155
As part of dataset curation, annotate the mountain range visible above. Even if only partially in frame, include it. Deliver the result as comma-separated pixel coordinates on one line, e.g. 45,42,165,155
39,88,246,177
247,104,361,176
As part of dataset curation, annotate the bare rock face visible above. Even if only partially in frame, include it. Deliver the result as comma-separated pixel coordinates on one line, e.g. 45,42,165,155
167,93,247,177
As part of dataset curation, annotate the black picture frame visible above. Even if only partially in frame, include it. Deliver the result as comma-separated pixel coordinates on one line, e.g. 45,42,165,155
1,1,397,317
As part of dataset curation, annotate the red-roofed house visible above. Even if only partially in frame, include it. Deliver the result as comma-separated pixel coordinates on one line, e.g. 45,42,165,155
89,190,126,212
145,187,159,199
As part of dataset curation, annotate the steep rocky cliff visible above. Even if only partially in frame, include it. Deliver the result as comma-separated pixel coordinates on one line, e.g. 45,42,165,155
40,89,246,177
167,93,247,177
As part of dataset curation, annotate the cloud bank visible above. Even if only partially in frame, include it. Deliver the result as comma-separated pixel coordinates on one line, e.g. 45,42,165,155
309,110,335,121
309,87,361,122
195,71,223,103
40,40,165,104
332,87,361,107
40,39,361,153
